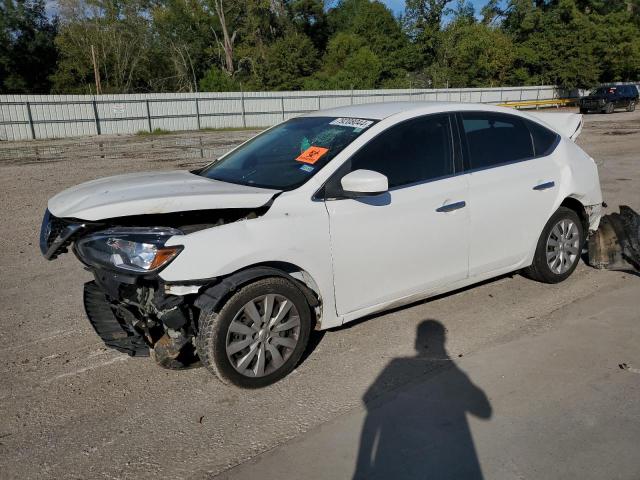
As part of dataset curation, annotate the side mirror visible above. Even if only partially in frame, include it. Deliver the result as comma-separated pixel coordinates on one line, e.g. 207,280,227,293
340,169,389,197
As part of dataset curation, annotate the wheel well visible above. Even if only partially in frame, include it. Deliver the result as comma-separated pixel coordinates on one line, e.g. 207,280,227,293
194,262,322,326
560,197,588,233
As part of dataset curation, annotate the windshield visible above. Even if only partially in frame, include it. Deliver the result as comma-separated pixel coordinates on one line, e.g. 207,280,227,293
199,116,376,190
590,87,616,95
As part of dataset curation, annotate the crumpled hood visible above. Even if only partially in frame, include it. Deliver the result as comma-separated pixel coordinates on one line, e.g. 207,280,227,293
48,170,280,221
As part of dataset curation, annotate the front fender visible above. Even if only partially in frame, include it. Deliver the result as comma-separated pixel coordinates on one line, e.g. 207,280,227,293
159,199,341,328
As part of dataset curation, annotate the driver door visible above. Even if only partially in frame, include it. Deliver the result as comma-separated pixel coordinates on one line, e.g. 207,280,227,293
323,114,470,316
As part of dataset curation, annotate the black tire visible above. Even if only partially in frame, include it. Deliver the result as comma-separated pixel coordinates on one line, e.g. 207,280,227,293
579,108,588,114
196,277,312,388
523,206,584,284
603,102,615,114
627,101,636,112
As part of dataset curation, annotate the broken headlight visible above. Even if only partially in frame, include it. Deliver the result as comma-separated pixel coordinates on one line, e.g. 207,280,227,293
75,227,183,274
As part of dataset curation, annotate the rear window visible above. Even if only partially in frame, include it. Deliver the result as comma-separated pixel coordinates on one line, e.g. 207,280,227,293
461,112,534,169
526,120,559,157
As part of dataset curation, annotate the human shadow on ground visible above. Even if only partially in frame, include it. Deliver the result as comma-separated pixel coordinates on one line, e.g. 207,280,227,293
353,319,492,480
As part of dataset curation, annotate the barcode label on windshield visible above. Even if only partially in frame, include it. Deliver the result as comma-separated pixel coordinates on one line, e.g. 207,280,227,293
329,118,374,129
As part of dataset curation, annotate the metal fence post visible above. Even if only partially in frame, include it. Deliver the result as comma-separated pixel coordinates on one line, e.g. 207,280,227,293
317,95,321,111
350,87,354,105
145,100,152,132
241,90,246,128
479,90,483,103
280,97,285,121
25,102,36,140
195,97,201,130
536,87,540,110
92,100,101,135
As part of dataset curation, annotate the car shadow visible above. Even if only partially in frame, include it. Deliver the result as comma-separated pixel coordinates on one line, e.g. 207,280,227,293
352,319,492,479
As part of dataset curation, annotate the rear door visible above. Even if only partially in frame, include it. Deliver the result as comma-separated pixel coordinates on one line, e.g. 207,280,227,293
324,114,470,315
457,112,561,277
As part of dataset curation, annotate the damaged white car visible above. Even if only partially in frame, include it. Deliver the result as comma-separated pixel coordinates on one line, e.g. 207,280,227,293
40,102,603,388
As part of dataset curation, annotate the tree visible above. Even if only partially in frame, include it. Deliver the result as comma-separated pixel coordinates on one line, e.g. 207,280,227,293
257,32,319,89
424,20,515,87
199,65,240,90
210,0,238,75
0,0,58,93
52,0,156,93
503,0,608,88
305,32,383,89
152,0,216,92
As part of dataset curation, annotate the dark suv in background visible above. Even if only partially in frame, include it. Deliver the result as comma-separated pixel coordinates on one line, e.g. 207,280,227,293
579,85,638,114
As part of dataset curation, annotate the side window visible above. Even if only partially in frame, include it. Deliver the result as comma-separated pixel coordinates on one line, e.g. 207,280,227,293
526,120,559,157
461,112,534,169
346,114,454,189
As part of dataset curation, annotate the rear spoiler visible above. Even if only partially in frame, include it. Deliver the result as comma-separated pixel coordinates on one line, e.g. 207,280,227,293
526,112,583,141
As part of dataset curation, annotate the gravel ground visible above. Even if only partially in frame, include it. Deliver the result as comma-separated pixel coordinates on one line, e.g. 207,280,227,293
0,111,639,480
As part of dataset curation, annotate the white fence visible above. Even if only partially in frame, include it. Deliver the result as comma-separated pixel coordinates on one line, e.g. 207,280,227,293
0,85,562,142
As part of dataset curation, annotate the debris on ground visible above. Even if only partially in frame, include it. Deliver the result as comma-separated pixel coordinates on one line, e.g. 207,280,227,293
588,205,640,272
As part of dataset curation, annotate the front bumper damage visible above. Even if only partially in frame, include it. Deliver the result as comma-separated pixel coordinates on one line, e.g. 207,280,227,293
587,205,640,272
83,268,201,368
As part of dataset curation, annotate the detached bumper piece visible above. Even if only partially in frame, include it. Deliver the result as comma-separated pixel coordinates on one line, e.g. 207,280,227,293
83,281,150,356
588,205,640,272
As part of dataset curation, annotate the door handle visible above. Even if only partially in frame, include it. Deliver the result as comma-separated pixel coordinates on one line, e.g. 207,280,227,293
533,181,555,191
436,201,466,213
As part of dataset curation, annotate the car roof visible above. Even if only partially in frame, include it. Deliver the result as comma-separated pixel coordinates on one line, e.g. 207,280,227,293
302,101,465,120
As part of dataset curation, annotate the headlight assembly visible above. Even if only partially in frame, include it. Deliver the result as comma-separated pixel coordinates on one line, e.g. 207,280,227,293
76,227,183,274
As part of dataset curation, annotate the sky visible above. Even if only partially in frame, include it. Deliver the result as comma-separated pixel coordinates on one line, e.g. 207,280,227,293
381,0,493,16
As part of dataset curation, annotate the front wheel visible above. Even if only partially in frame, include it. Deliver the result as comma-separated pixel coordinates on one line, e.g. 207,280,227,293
523,207,584,284
627,101,636,112
603,102,615,114
196,277,312,388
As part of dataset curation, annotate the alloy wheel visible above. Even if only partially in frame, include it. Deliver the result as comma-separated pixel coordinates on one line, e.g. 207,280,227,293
546,219,581,274
225,294,301,378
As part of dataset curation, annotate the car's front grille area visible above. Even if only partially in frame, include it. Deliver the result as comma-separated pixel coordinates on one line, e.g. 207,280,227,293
46,215,68,249
40,210,87,259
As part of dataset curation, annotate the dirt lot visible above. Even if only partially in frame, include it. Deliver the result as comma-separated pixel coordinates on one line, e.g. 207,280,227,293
1,110,639,479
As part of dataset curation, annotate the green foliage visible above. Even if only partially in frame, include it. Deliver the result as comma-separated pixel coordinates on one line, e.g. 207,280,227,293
425,20,515,87
51,0,156,94
257,33,319,90
199,67,240,92
2,0,639,94
136,128,171,136
0,0,58,93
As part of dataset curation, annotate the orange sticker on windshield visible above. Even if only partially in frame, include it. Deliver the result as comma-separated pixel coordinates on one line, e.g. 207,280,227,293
296,146,329,165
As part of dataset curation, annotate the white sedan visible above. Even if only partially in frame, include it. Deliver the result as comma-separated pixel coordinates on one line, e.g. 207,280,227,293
40,102,603,387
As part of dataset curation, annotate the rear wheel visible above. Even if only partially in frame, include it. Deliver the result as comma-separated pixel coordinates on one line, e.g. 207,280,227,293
196,277,312,388
603,102,615,114
523,207,584,284
579,108,588,114
627,101,636,112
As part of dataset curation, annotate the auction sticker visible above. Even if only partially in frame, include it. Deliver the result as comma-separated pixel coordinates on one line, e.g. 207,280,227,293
296,146,329,164
329,117,374,129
